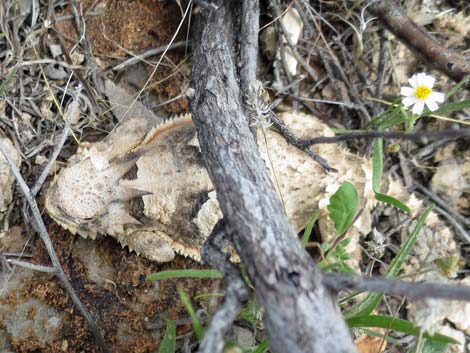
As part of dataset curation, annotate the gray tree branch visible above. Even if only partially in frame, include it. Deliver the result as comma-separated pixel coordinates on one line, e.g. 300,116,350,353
189,1,357,352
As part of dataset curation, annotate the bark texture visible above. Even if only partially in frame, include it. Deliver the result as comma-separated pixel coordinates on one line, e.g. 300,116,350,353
189,1,357,352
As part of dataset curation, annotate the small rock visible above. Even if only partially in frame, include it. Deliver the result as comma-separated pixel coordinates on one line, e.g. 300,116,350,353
232,326,254,347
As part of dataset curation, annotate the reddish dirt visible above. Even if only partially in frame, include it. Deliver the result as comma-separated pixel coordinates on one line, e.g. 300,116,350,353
0,218,221,353
56,0,189,113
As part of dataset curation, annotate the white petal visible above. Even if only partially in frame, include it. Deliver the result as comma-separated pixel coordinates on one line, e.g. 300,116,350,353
412,101,425,115
425,99,439,112
421,75,435,88
408,74,418,88
402,96,417,107
416,73,427,86
400,87,415,96
429,91,445,103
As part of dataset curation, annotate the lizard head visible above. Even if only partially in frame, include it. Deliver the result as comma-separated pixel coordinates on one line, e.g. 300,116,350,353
45,152,148,238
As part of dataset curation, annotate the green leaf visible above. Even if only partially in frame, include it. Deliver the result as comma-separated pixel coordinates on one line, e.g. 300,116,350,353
158,319,176,353
178,287,205,340
346,315,458,345
420,339,450,353
301,209,321,246
251,339,270,353
375,192,411,214
365,98,402,129
147,269,223,281
345,206,433,318
434,256,460,278
372,138,383,193
327,182,359,235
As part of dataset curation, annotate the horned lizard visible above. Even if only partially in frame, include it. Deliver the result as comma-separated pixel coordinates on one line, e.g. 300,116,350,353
45,111,374,262
44,82,459,276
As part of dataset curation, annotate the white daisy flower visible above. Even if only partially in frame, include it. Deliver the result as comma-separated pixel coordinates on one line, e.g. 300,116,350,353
400,73,445,115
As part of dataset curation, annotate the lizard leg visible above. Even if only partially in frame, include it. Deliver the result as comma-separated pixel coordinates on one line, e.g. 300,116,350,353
118,230,176,262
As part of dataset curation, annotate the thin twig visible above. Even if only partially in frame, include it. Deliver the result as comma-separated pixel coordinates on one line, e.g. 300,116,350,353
298,128,470,147
413,182,470,227
375,29,388,98
111,40,189,72
269,111,338,172
433,206,470,244
197,220,251,353
16,59,83,70
324,272,470,302
31,85,82,196
240,0,259,137
0,131,110,353
6,259,57,273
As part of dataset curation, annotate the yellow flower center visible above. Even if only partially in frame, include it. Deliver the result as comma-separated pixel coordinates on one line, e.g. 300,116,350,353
414,85,432,100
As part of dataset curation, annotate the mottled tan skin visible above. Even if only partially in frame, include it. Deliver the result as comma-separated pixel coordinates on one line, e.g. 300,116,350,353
45,111,376,262
0,136,21,212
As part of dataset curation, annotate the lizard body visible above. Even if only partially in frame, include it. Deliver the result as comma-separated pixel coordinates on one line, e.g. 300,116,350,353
45,109,374,262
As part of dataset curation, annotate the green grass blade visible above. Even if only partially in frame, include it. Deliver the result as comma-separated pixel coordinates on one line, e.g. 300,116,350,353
147,269,223,281
375,193,411,214
445,75,470,99
301,209,321,246
372,136,410,213
178,287,205,340
346,315,458,345
345,206,433,318
251,338,270,353
385,205,433,278
0,69,17,96
372,138,383,193
378,111,410,130
158,319,176,353
194,292,224,300
424,99,470,116
358,328,401,345
365,99,402,129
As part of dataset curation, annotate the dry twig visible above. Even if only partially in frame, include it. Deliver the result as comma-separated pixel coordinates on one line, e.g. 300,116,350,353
297,128,470,147
324,273,470,302
197,220,251,353
111,40,189,72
